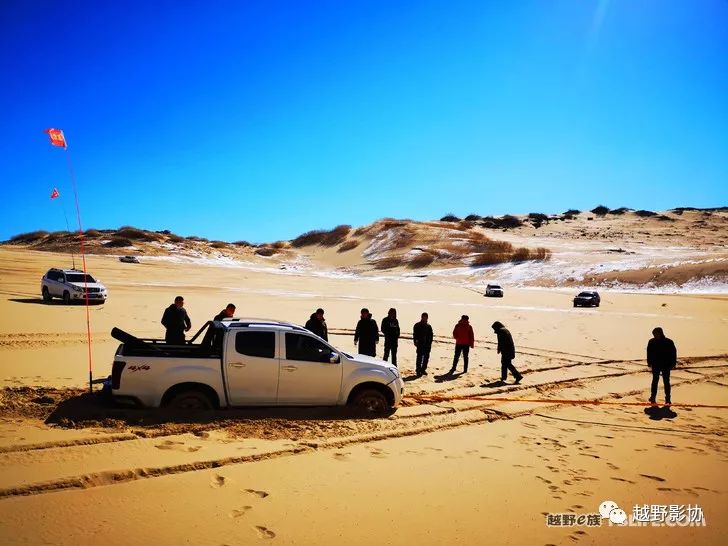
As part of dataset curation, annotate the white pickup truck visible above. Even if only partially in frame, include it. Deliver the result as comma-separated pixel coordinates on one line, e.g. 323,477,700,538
108,319,404,413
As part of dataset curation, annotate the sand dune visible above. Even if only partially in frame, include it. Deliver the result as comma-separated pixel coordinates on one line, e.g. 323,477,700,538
0,234,726,544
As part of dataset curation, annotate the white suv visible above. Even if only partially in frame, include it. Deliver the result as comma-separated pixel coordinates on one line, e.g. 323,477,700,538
41,268,108,304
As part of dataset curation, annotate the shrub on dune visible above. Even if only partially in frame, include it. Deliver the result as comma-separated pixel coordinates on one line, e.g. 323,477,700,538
372,256,406,269
407,252,436,268
104,237,133,248
635,209,657,217
9,231,49,243
440,213,460,222
591,205,610,216
338,239,360,253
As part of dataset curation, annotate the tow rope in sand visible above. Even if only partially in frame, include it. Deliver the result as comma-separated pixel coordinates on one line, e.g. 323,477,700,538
404,394,728,410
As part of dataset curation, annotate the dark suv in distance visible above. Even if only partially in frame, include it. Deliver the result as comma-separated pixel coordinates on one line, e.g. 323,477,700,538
573,291,600,307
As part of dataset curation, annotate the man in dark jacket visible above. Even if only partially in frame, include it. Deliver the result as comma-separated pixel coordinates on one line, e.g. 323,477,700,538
413,312,434,376
305,308,328,341
161,296,191,344
213,303,236,321
380,308,401,366
492,321,522,384
450,315,475,373
354,308,379,357
647,327,677,404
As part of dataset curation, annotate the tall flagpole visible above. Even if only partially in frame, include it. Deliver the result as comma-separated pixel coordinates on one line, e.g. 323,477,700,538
45,128,93,394
64,151,93,394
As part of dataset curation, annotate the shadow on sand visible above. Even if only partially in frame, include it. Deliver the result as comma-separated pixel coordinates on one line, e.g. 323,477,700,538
481,380,507,388
9,298,104,306
9,298,53,305
44,392,392,428
644,405,678,420
434,371,465,383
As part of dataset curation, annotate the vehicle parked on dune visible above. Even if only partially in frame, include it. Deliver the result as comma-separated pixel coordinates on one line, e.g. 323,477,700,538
108,318,404,413
119,255,140,264
41,268,108,304
485,284,504,297
573,290,600,307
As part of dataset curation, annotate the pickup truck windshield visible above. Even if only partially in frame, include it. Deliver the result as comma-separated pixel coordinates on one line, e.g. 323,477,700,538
66,273,96,283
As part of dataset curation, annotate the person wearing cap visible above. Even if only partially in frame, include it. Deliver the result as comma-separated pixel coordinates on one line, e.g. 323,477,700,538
354,308,379,357
305,308,329,341
380,308,401,366
450,315,475,374
492,321,522,384
214,303,236,321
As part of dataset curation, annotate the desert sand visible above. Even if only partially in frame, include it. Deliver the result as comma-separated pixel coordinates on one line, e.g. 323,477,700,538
1,213,727,545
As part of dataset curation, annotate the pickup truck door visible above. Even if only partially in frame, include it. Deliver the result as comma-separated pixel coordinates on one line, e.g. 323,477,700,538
225,329,280,405
277,332,342,405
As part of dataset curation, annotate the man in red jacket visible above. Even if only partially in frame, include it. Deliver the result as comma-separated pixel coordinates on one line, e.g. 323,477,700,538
450,315,475,374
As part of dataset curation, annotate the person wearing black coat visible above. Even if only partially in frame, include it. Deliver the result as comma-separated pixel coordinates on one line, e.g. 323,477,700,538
161,296,191,344
354,308,379,357
213,303,236,321
492,321,522,383
305,308,328,341
413,312,434,376
647,327,677,404
380,308,401,366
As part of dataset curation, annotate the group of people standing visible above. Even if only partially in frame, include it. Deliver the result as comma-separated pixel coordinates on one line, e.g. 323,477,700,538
160,297,677,402
305,307,523,381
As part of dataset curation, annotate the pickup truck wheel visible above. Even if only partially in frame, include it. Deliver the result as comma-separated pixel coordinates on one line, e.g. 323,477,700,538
42,287,51,302
62,291,71,305
350,389,389,414
167,390,214,411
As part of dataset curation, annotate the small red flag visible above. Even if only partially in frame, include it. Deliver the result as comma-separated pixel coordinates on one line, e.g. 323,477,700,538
44,128,67,148
50,188,60,199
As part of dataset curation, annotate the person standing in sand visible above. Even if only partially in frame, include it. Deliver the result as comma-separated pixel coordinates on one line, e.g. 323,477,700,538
450,315,475,374
354,308,379,357
380,308,401,366
213,303,236,321
647,327,677,405
492,321,523,384
305,308,328,341
413,312,434,376
161,296,191,344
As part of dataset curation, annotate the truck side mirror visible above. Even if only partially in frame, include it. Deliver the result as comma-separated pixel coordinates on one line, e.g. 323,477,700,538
329,352,340,364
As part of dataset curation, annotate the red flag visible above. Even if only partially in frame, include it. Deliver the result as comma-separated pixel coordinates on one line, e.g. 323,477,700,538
50,187,60,199
44,128,67,148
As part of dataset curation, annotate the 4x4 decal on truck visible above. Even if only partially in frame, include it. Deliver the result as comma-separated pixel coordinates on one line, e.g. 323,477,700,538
128,364,151,372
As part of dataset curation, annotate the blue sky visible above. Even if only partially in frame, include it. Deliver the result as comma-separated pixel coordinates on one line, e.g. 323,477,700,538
1,0,726,243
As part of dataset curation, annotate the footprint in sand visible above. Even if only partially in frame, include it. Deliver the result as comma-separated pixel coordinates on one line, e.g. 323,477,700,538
244,489,270,499
155,440,202,453
611,477,636,484
230,506,253,518
333,452,351,461
254,526,276,539
606,463,620,471
211,475,226,488
639,474,666,482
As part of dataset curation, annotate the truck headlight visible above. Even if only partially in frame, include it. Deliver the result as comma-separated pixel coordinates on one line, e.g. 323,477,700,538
72,285,84,292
